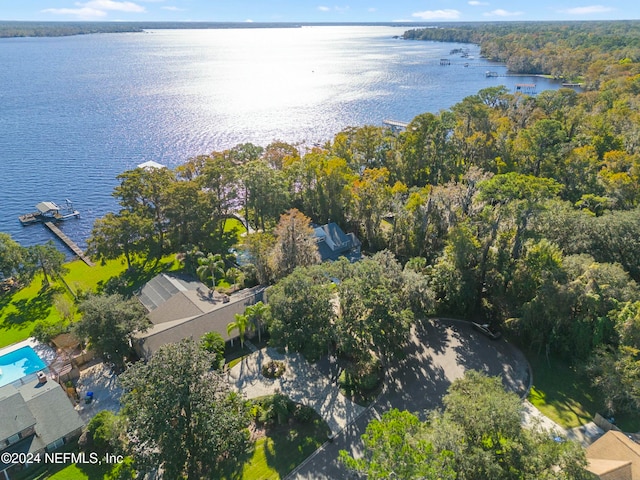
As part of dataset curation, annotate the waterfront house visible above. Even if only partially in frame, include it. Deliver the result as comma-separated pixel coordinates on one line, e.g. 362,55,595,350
134,273,265,360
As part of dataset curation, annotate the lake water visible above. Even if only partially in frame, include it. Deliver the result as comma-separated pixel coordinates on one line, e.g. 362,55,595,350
0,26,565,251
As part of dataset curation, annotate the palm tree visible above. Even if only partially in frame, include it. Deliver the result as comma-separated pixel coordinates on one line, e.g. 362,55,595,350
245,301,270,344
227,313,249,349
178,246,203,276
196,253,225,289
225,267,244,289
200,331,225,369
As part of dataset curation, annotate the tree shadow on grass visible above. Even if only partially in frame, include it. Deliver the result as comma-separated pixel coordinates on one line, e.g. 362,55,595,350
96,258,178,297
215,439,255,480
262,418,331,478
527,353,599,427
2,288,56,327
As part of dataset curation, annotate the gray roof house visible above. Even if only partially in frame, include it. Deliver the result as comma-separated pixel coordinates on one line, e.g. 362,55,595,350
313,223,361,262
135,273,265,360
1,378,84,479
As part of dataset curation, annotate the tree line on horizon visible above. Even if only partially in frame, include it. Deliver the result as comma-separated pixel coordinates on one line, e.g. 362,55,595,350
404,20,640,85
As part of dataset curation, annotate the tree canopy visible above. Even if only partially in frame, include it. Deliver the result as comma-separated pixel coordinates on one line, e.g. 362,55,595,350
341,370,591,480
74,293,150,368
119,339,250,479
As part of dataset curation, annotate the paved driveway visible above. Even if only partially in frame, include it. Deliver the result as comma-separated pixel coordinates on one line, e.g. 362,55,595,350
74,362,122,424
288,318,531,479
229,347,365,435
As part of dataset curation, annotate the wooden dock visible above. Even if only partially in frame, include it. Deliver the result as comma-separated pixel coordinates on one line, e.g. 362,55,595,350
383,119,410,131
44,222,94,267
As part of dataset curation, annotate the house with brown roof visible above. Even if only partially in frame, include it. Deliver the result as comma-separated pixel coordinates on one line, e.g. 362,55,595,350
586,431,640,480
134,273,265,360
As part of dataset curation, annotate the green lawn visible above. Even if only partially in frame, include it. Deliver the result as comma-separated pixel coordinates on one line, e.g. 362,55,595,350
12,442,115,480
0,255,179,349
527,353,640,432
232,418,330,480
529,359,598,428
33,462,113,480
224,217,247,236
527,353,601,429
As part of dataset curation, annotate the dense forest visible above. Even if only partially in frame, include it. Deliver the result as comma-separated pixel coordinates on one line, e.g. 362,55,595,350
404,21,640,85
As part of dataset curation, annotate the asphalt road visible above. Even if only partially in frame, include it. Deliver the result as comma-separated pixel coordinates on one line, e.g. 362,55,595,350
287,318,530,480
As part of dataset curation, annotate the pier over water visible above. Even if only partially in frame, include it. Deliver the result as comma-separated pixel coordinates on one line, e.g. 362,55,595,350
383,119,410,131
44,222,94,267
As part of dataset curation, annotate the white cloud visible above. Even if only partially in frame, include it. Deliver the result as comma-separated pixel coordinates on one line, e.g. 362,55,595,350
245,19,254,22
84,0,145,12
317,5,350,13
41,7,107,19
560,5,614,15
368,7,377,12
483,9,523,17
42,0,145,18
468,0,489,5
412,9,461,20
161,5,183,11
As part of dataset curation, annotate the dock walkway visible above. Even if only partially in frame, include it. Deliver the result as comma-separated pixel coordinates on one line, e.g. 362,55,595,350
44,222,94,267
383,119,409,131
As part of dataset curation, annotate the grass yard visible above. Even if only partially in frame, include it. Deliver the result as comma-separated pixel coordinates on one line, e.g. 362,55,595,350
12,441,117,480
224,217,247,236
0,255,179,349
527,353,598,428
527,352,640,432
227,417,330,480
241,423,327,479
0,280,61,348
23,462,113,480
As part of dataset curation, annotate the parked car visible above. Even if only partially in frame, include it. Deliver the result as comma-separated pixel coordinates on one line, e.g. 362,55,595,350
472,322,502,340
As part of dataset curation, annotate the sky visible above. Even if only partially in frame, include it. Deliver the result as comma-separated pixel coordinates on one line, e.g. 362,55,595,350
2,0,639,23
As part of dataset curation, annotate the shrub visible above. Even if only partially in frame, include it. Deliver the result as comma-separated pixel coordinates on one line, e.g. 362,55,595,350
338,358,382,395
248,393,296,426
293,404,316,423
31,319,68,344
261,360,286,378
82,410,125,455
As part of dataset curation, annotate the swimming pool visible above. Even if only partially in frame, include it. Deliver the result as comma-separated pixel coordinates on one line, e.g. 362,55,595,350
0,346,47,388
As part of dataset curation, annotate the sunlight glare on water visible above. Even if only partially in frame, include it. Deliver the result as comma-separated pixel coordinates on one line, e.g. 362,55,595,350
0,26,566,249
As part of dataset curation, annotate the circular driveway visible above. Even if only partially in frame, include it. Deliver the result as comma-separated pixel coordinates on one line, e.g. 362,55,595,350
288,318,531,479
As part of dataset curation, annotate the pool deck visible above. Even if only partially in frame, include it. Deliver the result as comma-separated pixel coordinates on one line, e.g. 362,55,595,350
0,337,57,365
